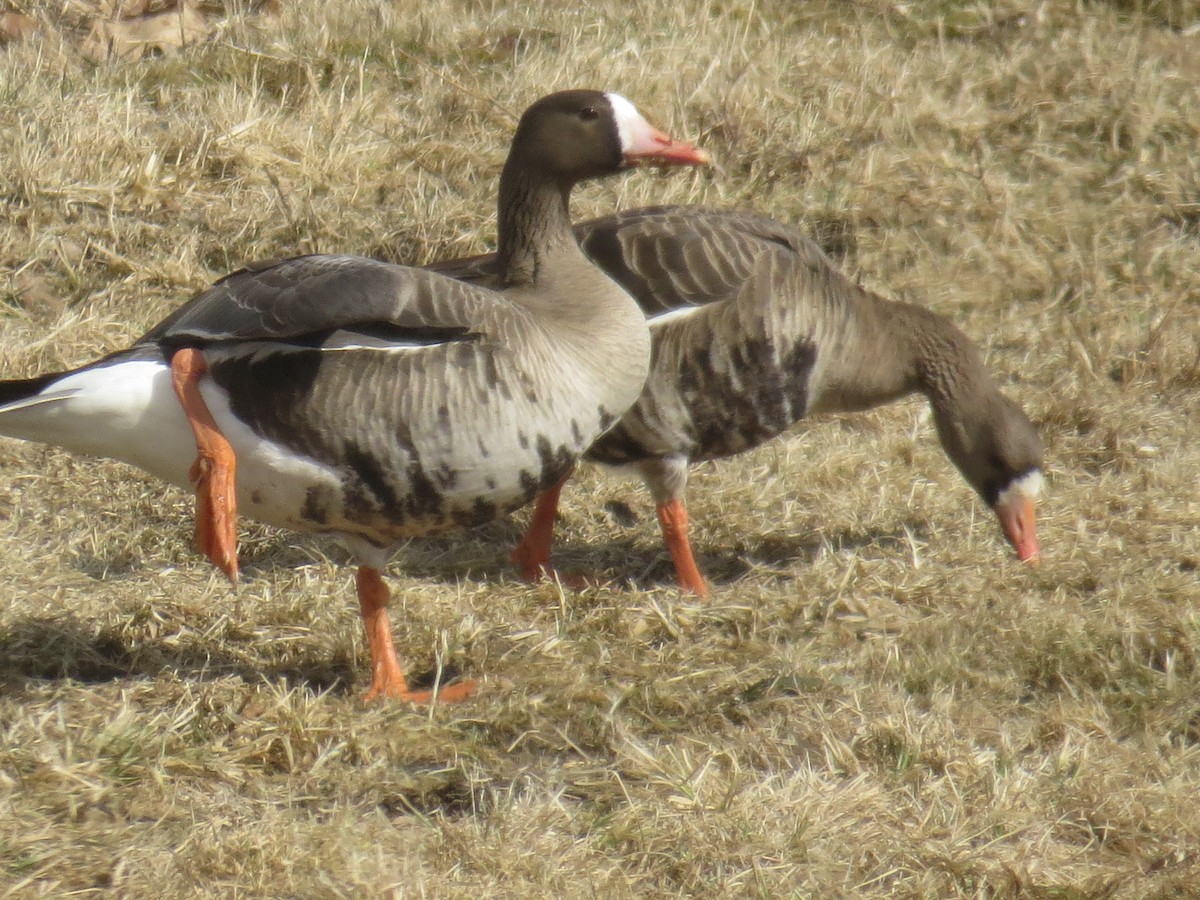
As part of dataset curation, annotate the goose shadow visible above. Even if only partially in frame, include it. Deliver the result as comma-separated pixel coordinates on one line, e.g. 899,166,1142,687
546,524,922,592
0,615,367,696
1,519,919,693
57,499,925,594
389,516,923,593
241,513,916,592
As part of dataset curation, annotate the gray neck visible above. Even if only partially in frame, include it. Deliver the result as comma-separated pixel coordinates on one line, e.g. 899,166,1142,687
492,159,648,383
903,301,994,423
808,288,989,423
496,163,577,286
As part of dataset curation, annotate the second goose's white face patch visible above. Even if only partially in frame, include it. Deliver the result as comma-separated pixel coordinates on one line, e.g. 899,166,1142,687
606,92,650,154
997,469,1044,507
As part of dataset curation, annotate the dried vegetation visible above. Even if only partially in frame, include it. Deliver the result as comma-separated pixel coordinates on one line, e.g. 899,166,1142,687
1,0,1199,896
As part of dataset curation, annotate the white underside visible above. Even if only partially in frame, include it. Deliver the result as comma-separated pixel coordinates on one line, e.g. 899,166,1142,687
0,359,337,532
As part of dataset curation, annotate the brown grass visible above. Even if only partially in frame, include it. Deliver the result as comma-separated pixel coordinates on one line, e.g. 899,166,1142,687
2,0,1199,895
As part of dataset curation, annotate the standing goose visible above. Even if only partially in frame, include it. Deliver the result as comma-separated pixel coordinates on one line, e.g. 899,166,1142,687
0,92,709,700
430,205,1043,597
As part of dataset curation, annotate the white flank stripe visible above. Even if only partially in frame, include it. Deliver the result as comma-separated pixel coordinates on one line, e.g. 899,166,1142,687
233,340,445,358
647,305,705,327
318,343,440,353
0,387,83,414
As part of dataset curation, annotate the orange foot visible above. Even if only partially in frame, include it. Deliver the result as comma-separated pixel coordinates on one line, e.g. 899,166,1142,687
363,676,479,705
356,567,478,704
188,451,238,584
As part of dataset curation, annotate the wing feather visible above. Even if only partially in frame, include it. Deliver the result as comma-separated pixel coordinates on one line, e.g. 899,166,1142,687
426,205,836,317
137,254,494,351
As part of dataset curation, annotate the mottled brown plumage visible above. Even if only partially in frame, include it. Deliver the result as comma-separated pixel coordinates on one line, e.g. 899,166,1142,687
432,205,1044,595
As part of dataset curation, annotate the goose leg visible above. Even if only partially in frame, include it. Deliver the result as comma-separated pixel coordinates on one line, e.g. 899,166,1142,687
356,567,477,704
510,474,594,589
655,499,709,598
636,456,708,597
170,348,239,586
510,475,569,581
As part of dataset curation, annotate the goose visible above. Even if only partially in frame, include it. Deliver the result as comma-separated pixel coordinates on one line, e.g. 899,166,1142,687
0,92,710,700
429,205,1044,597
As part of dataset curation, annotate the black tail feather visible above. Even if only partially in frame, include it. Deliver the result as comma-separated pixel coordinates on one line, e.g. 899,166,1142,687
0,372,67,409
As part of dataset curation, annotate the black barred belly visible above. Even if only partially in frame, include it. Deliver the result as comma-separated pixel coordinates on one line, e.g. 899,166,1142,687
210,346,579,544
588,337,817,465
296,429,576,545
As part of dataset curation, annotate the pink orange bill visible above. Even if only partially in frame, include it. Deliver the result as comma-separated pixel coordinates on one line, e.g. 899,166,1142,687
998,493,1039,565
624,125,711,166
605,92,711,167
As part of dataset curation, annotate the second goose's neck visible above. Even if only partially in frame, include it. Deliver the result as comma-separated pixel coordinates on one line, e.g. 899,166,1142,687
898,301,993,420
810,289,988,420
496,163,579,286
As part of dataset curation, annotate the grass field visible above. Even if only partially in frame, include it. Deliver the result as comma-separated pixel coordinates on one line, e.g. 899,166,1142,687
1,0,1199,895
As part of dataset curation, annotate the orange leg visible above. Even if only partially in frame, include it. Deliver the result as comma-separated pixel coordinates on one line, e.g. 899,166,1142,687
356,567,477,704
170,348,239,586
510,477,568,582
656,498,709,598
509,476,595,589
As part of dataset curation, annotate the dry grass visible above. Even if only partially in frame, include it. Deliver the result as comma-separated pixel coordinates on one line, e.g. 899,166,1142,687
2,0,1199,895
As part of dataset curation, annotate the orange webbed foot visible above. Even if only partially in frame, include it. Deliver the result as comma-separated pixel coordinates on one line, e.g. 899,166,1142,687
362,676,479,705
189,450,239,585
356,566,478,705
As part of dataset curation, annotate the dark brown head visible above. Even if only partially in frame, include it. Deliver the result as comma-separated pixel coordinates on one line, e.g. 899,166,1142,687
934,390,1044,563
507,90,710,185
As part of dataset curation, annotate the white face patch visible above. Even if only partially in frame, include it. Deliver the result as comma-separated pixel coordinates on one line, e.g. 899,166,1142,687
605,92,650,154
997,469,1044,508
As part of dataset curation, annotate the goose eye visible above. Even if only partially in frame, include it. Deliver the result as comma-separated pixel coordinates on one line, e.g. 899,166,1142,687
579,106,600,121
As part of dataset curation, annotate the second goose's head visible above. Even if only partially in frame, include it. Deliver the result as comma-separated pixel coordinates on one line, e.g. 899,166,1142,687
935,391,1044,564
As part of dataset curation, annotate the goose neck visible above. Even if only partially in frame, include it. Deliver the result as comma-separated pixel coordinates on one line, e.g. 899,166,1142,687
496,164,578,286
904,306,989,419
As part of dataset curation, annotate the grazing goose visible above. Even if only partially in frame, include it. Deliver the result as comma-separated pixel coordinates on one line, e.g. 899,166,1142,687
0,92,709,700
430,205,1044,596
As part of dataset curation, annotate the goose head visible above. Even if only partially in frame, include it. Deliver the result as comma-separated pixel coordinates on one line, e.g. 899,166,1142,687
934,391,1044,564
507,90,710,186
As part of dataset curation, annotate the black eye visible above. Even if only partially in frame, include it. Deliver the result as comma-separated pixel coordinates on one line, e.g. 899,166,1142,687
580,106,600,121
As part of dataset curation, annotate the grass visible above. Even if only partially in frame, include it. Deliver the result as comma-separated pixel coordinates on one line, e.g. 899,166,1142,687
1,0,1199,895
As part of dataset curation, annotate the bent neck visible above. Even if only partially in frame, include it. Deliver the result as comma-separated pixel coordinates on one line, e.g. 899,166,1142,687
902,302,993,423
893,302,1010,490
807,288,989,423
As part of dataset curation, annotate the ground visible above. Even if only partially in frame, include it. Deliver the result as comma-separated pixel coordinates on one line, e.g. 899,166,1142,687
0,0,1198,896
